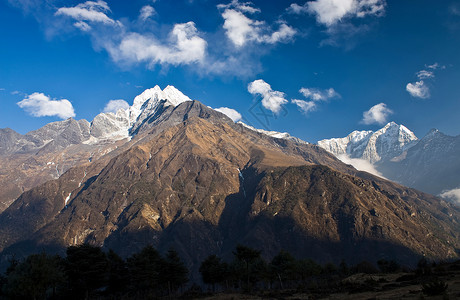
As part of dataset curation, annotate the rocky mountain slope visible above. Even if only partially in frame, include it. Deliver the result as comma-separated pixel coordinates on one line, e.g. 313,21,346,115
0,85,191,212
318,123,460,197
1,91,459,276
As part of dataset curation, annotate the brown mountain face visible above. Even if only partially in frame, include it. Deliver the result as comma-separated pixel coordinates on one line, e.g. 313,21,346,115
0,101,459,276
0,119,130,213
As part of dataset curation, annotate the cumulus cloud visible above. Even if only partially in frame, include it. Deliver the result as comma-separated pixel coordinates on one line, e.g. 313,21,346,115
292,99,317,114
107,22,207,66
337,154,385,178
300,87,340,101
55,0,118,26
440,188,460,205
292,87,340,115
406,81,430,99
215,107,242,121
361,103,392,125
17,92,75,119
248,79,288,114
103,99,130,113
139,5,155,21
288,0,386,26
55,1,206,68
219,0,296,47
406,63,445,99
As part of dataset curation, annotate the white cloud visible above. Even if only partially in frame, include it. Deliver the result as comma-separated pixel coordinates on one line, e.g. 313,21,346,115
0,88,5,91
56,1,206,68
337,154,385,178
248,79,288,114
55,0,118,26
300,87,340,101
215,107,242,121
426,62,444,70
289,0,386,26
292,87,340,115
219,1,296,47
107,22,207,66
17,92,75,119
221,8,258,47
287,3,308,14
406,80,430,99
217,0,261,14
139,5,155,21
74,21,91,31
416,70,434,80
406,63,445,99
292,99,317,114
263,23,297,44
103,99,129,113
361,103,392,125
440,188,460,205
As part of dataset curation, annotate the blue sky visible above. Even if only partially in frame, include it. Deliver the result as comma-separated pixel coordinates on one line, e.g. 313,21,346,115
1,0,460,143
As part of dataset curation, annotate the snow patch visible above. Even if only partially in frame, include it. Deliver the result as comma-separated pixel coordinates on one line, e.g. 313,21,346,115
65,192,72,205
238,122,308,144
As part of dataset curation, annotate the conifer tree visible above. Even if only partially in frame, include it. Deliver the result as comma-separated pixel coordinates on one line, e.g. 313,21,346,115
162,248,188,295
65,243,109,299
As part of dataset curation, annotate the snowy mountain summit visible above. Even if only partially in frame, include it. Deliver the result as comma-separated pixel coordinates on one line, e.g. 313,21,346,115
89,85,191,142
318,122,418,163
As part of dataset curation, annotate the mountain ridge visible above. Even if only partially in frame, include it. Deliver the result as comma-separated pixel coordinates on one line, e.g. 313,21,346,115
1,98,459,278
318,122,460,200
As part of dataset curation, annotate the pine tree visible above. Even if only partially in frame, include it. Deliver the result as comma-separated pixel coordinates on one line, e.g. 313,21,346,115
107,249,129,296
4,253,65,300
65,243,109,299
232,244,263,292
162,248,188,295
199,254,229,291
270,250,296,289
127,245,163,294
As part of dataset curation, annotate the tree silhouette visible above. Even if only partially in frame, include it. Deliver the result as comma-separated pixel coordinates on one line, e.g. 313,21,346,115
270,250,296,289
65,243,108,299
162,248,188,295
127,245,163,295
232,244,263,292
4,253,65,300
107,249,129,296
199,254,229,291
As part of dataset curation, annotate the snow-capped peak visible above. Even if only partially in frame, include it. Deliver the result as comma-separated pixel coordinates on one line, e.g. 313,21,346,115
129,85,191,125
88,85,192,143
162,85,191,106
318,122,418,164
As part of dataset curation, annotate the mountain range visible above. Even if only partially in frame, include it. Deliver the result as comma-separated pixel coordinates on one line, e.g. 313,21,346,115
318,122,460,200
0,86,459,278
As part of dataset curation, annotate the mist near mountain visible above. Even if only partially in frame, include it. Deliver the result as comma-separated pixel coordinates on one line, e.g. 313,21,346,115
318,123,460,204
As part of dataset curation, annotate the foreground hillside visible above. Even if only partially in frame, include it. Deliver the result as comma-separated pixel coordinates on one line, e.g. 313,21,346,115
1,98,459,279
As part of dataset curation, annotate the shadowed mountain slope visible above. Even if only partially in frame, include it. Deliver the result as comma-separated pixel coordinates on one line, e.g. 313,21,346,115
1,101,459,279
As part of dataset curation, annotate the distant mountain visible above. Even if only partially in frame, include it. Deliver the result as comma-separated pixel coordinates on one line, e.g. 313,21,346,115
318,122,418,164
1,88,459,277
318,123,460,198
